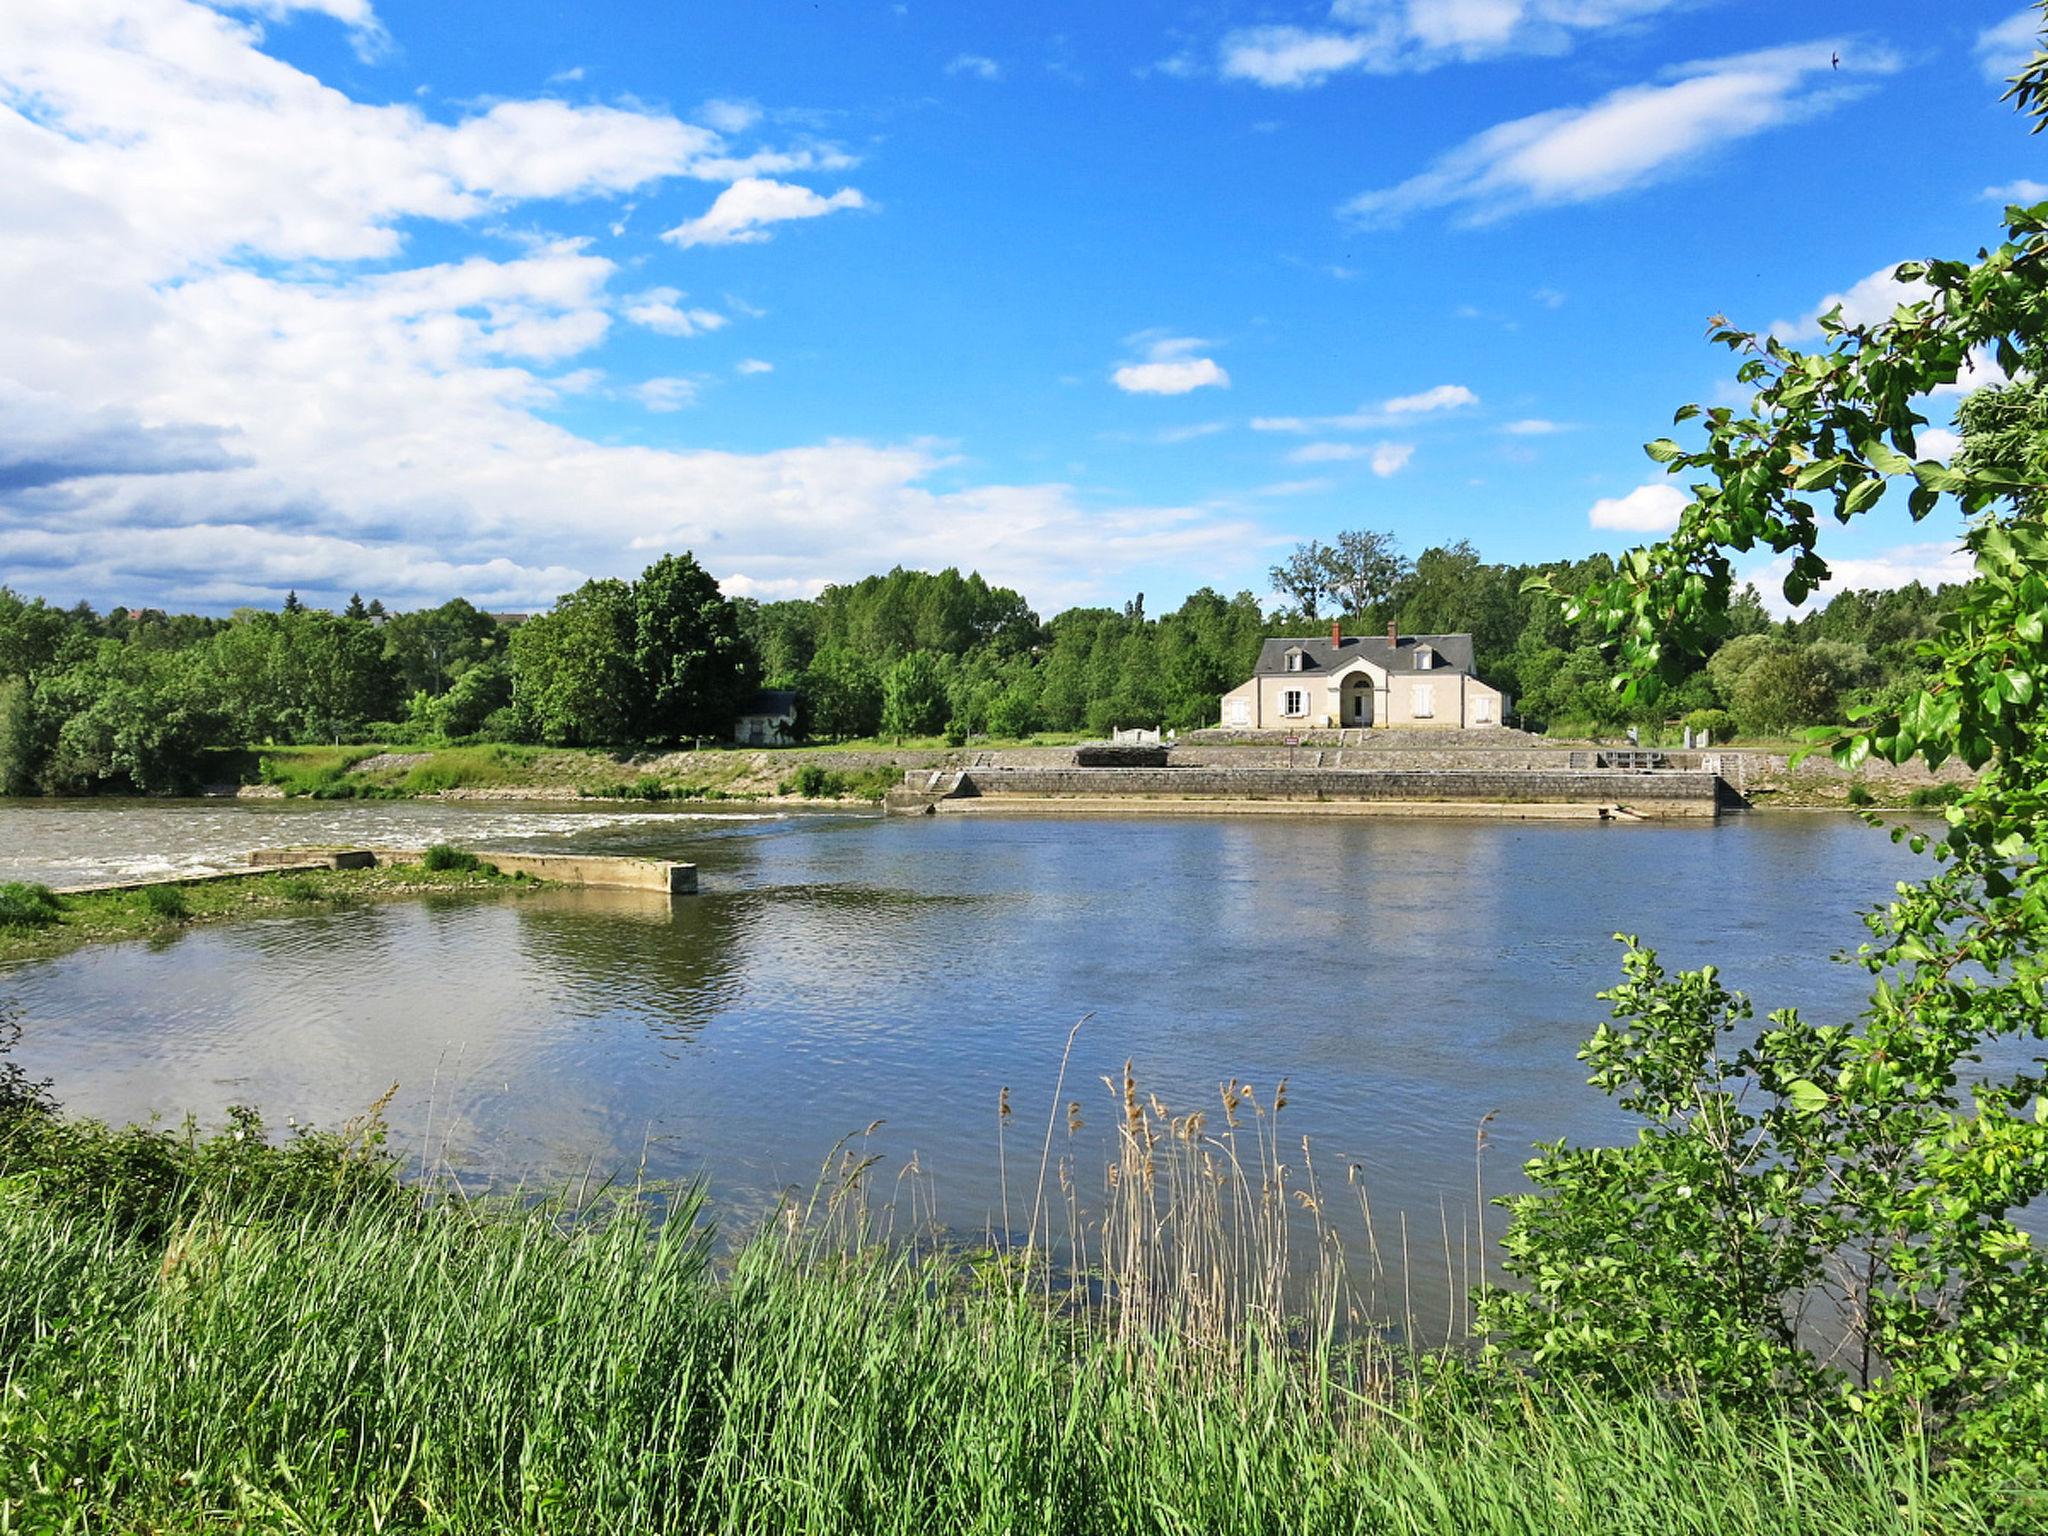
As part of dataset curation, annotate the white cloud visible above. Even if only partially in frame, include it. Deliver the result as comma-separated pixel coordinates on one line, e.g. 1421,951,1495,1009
1918,427,1961,460
1220,27,1377,88
1255,477,1334,496
1113,359,1230,395
624,288,729,337
220,0,390,61
1384,382,1478,414
1287,441,1368,462
1977,10,2040,81
1345,43,1894,226
1218,1,1696,87
1112,334,1231,395
662,176,868,247
1985,178,2048,201
1588,481,1687,532
946,53,1003,80
1770,262,1932,341
698,98,763,134
0,1,1259,614
1502,417,1568,434
735,358,774,375
1370,442,1414,476
632,377,701,412
1152,420,1229,444
1746,540,1974,616
1254,382,1477,432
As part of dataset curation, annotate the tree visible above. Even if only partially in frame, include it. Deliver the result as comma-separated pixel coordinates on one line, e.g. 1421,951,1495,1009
880,650,950,739
1323,528,1410,620
1495,28,2048,1480
632,552,750,743
282,590,302,614
343,592,369,621
802,645,883,741
1267,540,1331,620
381,598,499,697
508,579,642,746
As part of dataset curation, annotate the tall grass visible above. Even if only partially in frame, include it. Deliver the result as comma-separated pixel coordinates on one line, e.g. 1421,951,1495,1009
0,1030,2019,1535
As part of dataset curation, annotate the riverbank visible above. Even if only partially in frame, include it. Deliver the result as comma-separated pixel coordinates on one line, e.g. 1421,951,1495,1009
209,739,1971,812
0,1087,1999,1535
0,859,534,967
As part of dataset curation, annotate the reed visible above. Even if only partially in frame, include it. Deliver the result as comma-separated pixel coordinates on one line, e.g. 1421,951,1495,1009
0,1079,2007,1533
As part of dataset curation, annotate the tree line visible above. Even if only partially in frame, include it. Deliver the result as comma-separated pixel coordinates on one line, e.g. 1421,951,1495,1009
0,537,1963,794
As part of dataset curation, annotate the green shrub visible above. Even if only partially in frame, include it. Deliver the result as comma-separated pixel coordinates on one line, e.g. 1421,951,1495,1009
1908,782,1963,808
793,763,835,798
1846,781,1874,807
1683,708,1735,742
420,844,481,872
138,883,188,922
0,882,62,929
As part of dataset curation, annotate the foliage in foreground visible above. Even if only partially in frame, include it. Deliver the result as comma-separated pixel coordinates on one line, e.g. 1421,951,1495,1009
1491,13,2048,1497
0,1087,1998,1536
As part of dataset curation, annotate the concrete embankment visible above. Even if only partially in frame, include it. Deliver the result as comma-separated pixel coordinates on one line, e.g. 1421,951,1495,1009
888,765,1727,819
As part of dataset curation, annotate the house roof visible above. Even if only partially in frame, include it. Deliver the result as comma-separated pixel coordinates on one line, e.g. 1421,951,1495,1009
738,688,799,717
1252,632,1476,677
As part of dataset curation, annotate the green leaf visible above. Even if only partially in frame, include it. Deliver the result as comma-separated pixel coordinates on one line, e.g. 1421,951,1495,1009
1644,439,1685,464
1842,478,1886,516
1786,1079,1830,1115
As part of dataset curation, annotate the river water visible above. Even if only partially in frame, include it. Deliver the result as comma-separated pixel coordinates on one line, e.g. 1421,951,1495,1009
0,799,1941,1329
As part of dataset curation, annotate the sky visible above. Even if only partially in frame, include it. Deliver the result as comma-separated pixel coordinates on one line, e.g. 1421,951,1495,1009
0,0,2039,619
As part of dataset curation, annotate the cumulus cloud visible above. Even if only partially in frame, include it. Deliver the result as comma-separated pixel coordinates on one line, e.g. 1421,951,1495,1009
0,0,1257,612
624,288,728,337
1218,0,1695,87
662,177,868,247
1345,43,1893,226
946,53,1002,80
1112,335,1231,395
0,381,246,493
1769,262,1932,342
735,358,774,375
1977,10,2040,81
1588,481,1687,532
1985,178,2048,202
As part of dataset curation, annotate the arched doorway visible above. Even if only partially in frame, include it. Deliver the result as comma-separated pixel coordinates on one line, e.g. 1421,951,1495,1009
1340,673,1375,727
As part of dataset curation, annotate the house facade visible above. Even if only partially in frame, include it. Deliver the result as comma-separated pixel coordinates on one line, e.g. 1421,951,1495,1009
1218,623,1508,731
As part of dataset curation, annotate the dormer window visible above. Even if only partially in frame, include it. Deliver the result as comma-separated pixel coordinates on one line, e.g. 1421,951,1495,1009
1284,647,1306,672
1414,644,1435,670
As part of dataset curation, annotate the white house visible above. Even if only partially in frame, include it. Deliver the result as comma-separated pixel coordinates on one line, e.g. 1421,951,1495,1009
1218,623,1508,730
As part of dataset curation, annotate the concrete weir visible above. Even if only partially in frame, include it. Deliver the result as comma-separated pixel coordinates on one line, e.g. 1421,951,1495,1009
250,847,699,892
887,764,1731,820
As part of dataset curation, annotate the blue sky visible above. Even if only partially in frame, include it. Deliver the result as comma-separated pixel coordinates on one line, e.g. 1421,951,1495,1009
0,1,2038,616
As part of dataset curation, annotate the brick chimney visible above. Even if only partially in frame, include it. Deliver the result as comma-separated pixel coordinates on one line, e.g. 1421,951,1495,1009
1387,619,1398,646
1330,618,1342,650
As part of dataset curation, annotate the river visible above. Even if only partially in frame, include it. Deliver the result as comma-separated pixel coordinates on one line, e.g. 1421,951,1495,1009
0,798,1938,1332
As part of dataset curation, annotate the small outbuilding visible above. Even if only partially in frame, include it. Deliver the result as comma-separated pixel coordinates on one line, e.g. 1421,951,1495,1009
1218,622,1508,730
733,689,800,746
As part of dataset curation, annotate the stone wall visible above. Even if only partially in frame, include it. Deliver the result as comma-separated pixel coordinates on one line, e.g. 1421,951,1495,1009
946,766,1721,817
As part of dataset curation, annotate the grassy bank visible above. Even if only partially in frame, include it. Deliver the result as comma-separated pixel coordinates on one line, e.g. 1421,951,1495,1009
0,859,533,966
0,1089,1998,1536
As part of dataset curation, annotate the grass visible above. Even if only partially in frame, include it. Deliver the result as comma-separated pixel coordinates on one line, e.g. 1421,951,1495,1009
258,744,546,799
778,762,901,802
0,1080,2003,1536
0,861,532,967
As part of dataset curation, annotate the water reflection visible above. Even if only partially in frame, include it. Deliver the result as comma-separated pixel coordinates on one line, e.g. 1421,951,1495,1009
0,803,1956,1334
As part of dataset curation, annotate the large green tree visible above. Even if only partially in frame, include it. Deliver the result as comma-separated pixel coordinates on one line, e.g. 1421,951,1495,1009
1489,23,2048,1482
633,553,751,743
509,579,643,747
